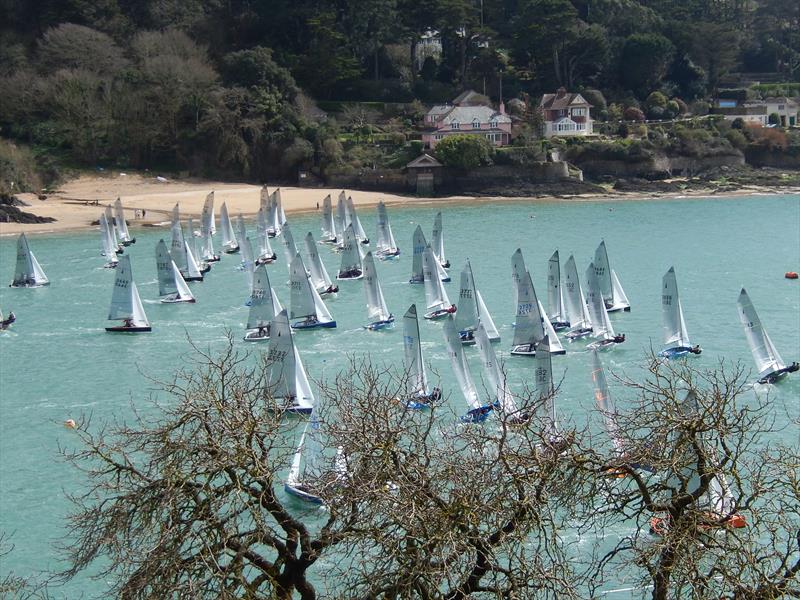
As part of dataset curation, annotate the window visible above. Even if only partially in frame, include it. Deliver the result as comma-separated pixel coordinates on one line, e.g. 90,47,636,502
489,120,498,128
778,105,785,110
472,119,480,129
451,121,460,130
572,108,585,117
434,134,443,140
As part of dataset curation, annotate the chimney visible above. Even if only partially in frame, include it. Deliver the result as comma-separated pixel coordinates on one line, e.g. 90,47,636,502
556,87,567,99
499,101,505,115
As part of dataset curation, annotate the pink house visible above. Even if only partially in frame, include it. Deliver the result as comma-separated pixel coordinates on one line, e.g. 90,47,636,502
540,88,593,137
421,90,512,149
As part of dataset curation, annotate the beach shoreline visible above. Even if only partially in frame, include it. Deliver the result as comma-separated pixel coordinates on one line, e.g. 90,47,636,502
1,172,797,237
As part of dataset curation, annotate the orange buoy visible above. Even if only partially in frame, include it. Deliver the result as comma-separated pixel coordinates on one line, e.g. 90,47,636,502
785,272,798,279
64,419,77,429
727,514,747,528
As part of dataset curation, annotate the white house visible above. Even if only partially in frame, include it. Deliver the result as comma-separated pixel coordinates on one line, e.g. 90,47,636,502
539,88,593,138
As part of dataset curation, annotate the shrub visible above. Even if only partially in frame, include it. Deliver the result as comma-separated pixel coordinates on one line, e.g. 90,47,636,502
768,113,780,126
623,107,645,122
617,122,630,138
645,91,668,110
731,118,745,130
581,88,607,111
608,103,624,121
725,129,748,150
672,98,688,115
688,100,709,116
434,135,493,170
409,140,424,155
665,100,680,118
647,105,666,120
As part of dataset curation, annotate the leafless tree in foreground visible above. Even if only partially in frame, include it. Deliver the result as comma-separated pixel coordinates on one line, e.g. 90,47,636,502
572,355,800,600
59,338,591,599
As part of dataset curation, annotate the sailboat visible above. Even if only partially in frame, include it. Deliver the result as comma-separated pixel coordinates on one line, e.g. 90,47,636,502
659,267,701,358
591,349,625,456
114,197,135,245
532,336,566,448
547,251,570,330
255,205,277,264
334,192,347,249
155,239,195,303
320,194,337,244
290,253,336,329
594,241,630,312
276,188,287,227
585,262,625,351
10,233,49,287
563,255,593,340
265,309,315,414
511,248,526,311
304,232,338,295
170,219,203,282
285,416,347,504
511,270,544,356
336,224,364,280
202,191,216,237
105,205,123,254
267,191,281,238
403,304,441,409
375,201,400,259
737,288,798,384
345,196,369,245
422,245,455,320
0,308,15,330
455,259,500,345
431,211,449,268
244,263,283,341
281,222,300,274
186,218,211,274
475,323,523,422
444,315,494,423
105,255,151,333
538,299,566,355
236,214,249,267
99,213,119,268
409,225,427,284
219,202,239,253
362,252,394,330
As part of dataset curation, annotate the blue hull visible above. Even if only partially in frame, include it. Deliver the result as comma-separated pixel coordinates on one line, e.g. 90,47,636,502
461,404,496,424
284,483,323,504
365,317,395,330
285,406,313,415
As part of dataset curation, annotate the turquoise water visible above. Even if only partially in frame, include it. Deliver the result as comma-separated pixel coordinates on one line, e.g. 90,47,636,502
1,194,799,596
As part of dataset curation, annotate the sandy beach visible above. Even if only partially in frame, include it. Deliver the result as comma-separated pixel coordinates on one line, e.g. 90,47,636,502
1,171,794,237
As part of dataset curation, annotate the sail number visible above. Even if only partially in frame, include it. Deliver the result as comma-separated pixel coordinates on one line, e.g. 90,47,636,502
518,302,533,315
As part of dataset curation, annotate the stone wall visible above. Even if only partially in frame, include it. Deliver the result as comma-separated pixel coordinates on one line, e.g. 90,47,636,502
745,147,800,169
574,152,745,180
325,169,408,193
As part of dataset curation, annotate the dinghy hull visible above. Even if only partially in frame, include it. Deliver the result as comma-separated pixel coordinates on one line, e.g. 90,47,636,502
587,339,617,352
291,319,337,330
758,364,798,384
336,271,363,281
550,320,570,331
459,331,477,346
365,316,395,331
406,388,441,410
424,306,456,320
222,244,240,254
160,295,195,304
377,249,400,260
284,483,323,504
460,404,495,424
105,326,152,333
565,328,593,340
243,329,270,342
511,344,536,356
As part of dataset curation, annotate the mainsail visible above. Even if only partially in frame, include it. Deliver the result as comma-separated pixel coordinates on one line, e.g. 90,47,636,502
662,267,691,350
422,245,451,312
547,250,568,325
443,315,482,412
563,255,592,333
476,323,516,414
585,262,615,341
321,194,336,243
455,260,479,333
403,304,430,397
11,233,49,287
363,252,391,324
410,225,427,283
375,201,399,257
512,270,545,349
219,202,239,253
108,255,149,328
337,224,363,279
737,288,786,380
304,232,334,292
114,197,133,244
432,212,448,267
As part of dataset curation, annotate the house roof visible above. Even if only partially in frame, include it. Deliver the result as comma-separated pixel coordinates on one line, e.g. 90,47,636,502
406,154,443,169
427,104,453,117
452,90,485,106
439,105,511,126
763,96,798,106
540,90,592,111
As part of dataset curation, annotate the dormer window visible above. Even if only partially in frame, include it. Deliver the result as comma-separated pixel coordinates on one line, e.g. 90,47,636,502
472,119,480,129
451,121,460,130
489,119,498,128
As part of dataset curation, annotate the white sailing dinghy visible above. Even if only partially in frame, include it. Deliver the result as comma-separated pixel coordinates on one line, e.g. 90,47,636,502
538,299,566,355
336,224,364,280
547,250,570,330
200,197,220,263
114,197,135,245
304,232,338,295
375,200,400,259
276,188,287,226
285,415,346,504
659,267,701,358
219,202,239,253
255,205,277,264
105,205,123,254
10,233,49,287
106,255,151,333
737,288,798,384
244,263,283,341
422,245,455,320
346,196,370,245
409,225,427,284
403,304,442,409
240,237,256,289
186,218,210,274
99,213,119,268
171,219,203,282
431,211,450,268
267,191,281,238
443,315,494,423
320,194,337,244
455,259,500,345
511,270,544,356
334,192,347,249
594,241,630,312
362,252,394,330
563,255,593,340
265,309,315,414
475,323,523,422
236,214,249,267
155,239,195,303
290,253,336,329
585,262,625,351
202,191,216,237
280,222,300,274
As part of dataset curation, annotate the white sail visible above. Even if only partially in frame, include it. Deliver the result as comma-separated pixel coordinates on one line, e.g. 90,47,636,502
99,213,118,265
186,218,198,258
611,270,630,309
737,288,786,379
12,233,49,287
594,241,613,303
304,232,334,292
311,281,334,324
432,211,448,267
202,192,216,236
240,237,255,290
170,219,188,272
403,304,429,396
290,253,316,319
171,262,193,301
443,315,482,411
247,264,277,330
256,207,275,261
511,248,527,311
219,202,238,252
337,224,363,279
236,215,248,261
476,291,500,342
410,225,427,283
539,300,565,354
114,198,132,243
266,310,297,400
183,240,203,281
563,255,592,332
547,250,567,323
156,239,177,297
591,349,624,453
476,323,516,413
108,255,149,328
321,194,336,242
585,262,615,340
363,252,391,323
533,336,557,434
105,205,120,251
375,201,398,256
334,192,346,244
422,245,450,311
346,196,368,243
276,188,287,225
512,270,545,348
455,260,479,332
662,267,691,349
281,222,299,271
